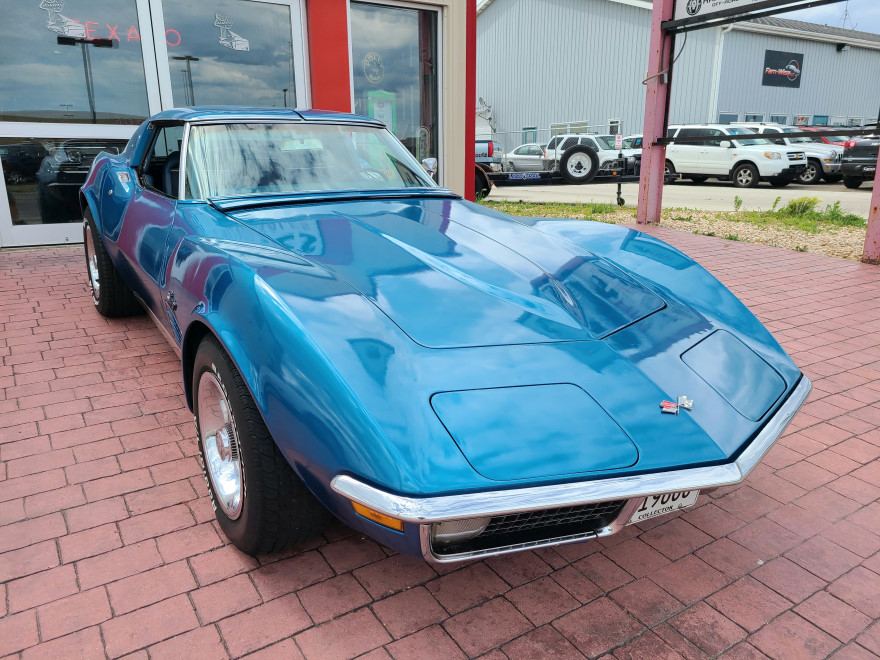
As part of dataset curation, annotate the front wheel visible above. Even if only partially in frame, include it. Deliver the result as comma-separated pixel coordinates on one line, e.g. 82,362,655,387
843,177,863,189
665,161,676,177
83,212,142,318
193,337,329,555
797,160,822,185
732,163,759,188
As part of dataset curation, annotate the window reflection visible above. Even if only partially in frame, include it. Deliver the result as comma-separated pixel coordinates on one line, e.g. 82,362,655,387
161,0,296,107
350,2,438,174
2,137,126,225
0,0,149,124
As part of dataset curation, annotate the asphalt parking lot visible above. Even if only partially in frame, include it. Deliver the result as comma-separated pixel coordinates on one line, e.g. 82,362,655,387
2,234,879,659
488,179,876,216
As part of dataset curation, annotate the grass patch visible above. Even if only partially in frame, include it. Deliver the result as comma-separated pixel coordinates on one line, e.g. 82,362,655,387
480,200,631,222
481,196,865,234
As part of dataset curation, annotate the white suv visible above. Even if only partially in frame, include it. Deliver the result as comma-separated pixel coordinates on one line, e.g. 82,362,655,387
543,133,635,174
734,124,843,185
666,125,807,188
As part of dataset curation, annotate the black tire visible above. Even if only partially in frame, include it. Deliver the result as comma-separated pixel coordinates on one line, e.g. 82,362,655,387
824,174,842,184
83,212,142,318
689,175,708,184
732,163,759,188
474,167,491,200
193,336,329,555
504,161,515,172
559,145,599,185
769,178,792,188
843,177,863,190
797,159,822,185
665,160,676,177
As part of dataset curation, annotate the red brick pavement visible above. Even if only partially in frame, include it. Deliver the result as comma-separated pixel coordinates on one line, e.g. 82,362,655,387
1,230,879,659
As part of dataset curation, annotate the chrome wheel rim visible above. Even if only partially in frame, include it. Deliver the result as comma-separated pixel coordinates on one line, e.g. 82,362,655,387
198,372,243,519
84,223,100,303
566,154,591,177
736,169,753,186
801,164,817,182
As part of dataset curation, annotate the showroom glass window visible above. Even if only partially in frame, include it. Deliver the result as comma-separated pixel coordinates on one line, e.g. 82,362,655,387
160,0,297,107
350,2,439,178
0,0,150,123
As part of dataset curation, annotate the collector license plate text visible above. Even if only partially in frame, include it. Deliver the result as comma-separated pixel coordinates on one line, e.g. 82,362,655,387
629,490,699,523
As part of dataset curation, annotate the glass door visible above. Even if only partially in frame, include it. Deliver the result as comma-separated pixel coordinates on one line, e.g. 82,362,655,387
0,0,163,247
349,1,440,183
148,0,309,110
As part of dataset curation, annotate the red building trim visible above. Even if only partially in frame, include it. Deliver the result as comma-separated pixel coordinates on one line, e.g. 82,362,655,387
306,0,352,112
465,0,477,201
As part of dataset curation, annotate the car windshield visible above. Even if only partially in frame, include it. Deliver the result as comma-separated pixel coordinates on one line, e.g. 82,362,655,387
185,122,437,199
726,127,773,146
781,129,814,144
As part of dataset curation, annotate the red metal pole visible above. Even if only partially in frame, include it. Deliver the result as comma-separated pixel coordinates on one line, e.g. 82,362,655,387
637,0,676,225
861,152,880,263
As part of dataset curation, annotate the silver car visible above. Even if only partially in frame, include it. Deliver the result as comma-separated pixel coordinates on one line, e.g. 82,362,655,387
503,143,547,171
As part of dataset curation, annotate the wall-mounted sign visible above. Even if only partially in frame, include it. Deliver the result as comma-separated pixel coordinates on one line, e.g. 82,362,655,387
763,50,803,88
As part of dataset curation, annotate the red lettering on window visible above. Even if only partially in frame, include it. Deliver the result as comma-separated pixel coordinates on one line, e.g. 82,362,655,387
85,21,98,40
128,25,141,41
107,24,120,41
165,28,181,47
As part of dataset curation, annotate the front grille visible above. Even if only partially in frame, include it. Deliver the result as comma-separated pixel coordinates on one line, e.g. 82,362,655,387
787,152,805,160
431,500,627,558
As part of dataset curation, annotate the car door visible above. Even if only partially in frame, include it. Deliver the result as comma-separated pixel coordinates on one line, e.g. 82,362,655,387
509,146,530,171
698,129,730,175
114,122,185,320
668,128,704,172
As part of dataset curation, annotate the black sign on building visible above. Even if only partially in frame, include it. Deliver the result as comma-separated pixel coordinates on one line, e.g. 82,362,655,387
763,50,804,88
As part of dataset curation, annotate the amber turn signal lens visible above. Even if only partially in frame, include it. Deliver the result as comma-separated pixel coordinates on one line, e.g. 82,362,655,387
351,501,404,531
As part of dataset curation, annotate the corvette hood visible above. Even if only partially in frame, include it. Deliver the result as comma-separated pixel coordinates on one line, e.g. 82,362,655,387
225,197,665,348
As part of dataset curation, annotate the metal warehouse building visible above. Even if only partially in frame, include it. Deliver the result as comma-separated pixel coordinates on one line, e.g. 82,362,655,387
477,0,880,149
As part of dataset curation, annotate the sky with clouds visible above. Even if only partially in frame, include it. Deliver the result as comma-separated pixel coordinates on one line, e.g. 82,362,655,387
781,1,880,34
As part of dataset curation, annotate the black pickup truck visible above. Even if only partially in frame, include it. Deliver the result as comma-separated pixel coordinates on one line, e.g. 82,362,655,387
841,137,879,189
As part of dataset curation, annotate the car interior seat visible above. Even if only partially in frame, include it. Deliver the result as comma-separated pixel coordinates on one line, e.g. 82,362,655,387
162,151,181,198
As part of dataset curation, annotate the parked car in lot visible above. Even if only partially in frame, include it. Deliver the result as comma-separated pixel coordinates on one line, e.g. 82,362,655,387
81,107,810,563
622,135,643,151
841,136,879,188
665,125,807,188
543,133,636,177
503,143,547,171
735,124,842,185
801,126,852,148
0,142,46,184
475,138,504,171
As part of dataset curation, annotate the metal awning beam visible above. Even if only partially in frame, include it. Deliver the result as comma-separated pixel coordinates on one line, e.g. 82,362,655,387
662,0,844,33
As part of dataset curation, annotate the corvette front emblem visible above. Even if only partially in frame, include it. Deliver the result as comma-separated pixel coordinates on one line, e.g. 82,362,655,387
660,400,679,414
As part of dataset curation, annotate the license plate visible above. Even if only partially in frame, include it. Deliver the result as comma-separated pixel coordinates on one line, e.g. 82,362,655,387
629,490,699,524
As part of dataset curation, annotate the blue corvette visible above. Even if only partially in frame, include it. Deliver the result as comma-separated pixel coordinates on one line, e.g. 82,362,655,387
81,108,810,562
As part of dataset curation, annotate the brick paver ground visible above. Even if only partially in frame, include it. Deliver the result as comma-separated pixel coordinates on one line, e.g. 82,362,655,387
1,229,879,659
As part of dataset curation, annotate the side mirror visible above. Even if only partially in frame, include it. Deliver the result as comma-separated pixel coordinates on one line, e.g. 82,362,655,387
421,157,438,178
720,140,732,149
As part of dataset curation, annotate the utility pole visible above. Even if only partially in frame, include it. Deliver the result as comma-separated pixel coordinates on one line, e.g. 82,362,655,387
57,36,114,124
173,55,200,106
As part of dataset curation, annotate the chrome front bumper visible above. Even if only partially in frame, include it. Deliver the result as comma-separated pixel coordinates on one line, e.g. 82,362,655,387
332,376,811,562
